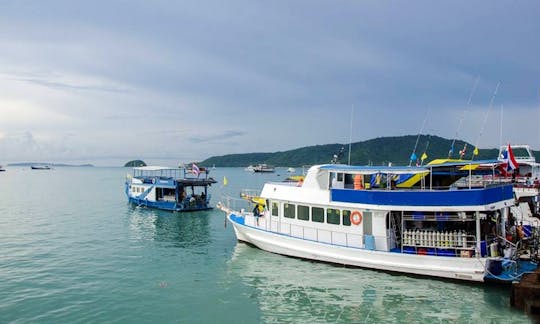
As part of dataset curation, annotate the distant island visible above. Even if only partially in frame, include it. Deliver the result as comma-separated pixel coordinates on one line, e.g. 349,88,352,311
199,134,540,167
124,160,147,167
8,162,94,167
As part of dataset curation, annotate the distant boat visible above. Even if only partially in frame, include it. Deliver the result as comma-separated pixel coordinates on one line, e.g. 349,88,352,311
31,165,51,170
253,164,275,173
125,166,217,212
286,167,296,173
0,165,5,172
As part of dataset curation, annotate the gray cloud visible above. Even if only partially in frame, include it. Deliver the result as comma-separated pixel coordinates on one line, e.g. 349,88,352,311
0,1,539,165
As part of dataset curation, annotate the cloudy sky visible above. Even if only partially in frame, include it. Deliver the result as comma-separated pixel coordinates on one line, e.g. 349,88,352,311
1,1,539,166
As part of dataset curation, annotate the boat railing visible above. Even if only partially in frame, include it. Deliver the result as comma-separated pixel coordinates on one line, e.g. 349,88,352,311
220,195,254,214
239,189,263,201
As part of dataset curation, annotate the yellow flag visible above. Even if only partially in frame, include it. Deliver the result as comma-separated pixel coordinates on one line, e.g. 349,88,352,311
473,147,479,155
223,176,228,186
421,152,428,161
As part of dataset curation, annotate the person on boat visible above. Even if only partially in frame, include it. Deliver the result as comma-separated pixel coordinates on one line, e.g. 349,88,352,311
517,222,526,240
253,204,264,225
200,191,206,202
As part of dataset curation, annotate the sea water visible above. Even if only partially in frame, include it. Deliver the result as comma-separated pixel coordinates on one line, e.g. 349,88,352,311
0,167,532,323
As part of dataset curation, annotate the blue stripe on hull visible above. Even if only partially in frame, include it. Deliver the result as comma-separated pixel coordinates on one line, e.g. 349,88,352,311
331,185,513,206
127,197,212,212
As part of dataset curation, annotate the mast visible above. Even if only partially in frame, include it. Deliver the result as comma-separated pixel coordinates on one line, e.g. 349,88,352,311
472,82,500,160
449,77,479,158
499,104,504,151
409,109,429,167
348,105,354,165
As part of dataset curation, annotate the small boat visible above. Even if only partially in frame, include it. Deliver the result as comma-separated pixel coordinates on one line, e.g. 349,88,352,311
286,167,296,173
252,164,275,173
219,161,539,283
0,165,5,172
31,165,51,170
125,166,217,212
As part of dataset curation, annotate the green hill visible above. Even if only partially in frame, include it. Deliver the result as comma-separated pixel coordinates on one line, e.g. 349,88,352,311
124,160,147,167
200,135,539,167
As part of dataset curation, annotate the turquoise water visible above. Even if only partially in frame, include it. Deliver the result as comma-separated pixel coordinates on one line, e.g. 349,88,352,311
0,167,532,323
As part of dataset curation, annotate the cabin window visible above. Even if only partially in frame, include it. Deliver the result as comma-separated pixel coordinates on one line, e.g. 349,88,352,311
344,174,354,189
342,210,351,226
312,207,324,223
271,202,279,217
298,205,309,221
284,203,296,219
327,208,341,225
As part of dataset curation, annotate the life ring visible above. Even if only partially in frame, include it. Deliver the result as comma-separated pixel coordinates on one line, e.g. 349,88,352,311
350,210,362,225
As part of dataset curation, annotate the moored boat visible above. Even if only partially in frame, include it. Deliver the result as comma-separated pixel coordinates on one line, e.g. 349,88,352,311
31,165,51,170
253,164,275,173
125,165,217,212
219,162,540,283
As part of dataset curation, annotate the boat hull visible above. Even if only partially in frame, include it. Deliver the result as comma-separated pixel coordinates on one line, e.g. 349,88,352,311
127,196,213,212
227,213,487,282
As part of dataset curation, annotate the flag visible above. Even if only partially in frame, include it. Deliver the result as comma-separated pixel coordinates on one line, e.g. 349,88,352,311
473,147,479,156
459,144,467,159
421,152,428,161
506,144,519,171
223,176,228,186
192,163,200,176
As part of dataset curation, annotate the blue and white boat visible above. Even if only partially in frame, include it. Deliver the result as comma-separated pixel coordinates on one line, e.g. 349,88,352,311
31,165,51,170
219,162,540,283
126,166,217,212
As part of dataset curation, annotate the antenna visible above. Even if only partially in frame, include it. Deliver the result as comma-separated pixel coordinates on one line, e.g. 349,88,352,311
409,109,430,166
348,105,354,165
499,104,504,151
449,77,479,158
472,82,500,160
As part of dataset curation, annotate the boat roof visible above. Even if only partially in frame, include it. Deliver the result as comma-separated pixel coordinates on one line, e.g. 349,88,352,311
424,159,502,168
319,164,428,174
319,160,503,175
133,166,178,171
176,178,217,185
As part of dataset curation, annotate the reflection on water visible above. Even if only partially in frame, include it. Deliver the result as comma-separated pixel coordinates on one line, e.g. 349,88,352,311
228,244,530,323
126,206,211,248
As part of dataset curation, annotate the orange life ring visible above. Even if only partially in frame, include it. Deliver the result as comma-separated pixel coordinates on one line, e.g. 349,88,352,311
350,210,362,225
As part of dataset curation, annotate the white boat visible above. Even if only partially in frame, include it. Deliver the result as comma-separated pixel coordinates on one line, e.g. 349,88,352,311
253,164,275,173
286,167,296,173
219,162,539,283
125,166,217,212
245,164,275,173
31,165,51,170
497,144,540,231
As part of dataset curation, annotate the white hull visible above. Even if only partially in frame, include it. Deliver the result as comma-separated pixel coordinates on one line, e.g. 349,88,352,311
228,214,487,282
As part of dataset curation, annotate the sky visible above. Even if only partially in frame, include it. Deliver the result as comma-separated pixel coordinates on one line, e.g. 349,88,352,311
0,1,539,166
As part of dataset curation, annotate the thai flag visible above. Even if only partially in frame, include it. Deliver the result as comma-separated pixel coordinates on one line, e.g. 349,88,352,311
502,144,519,171
192,163,200,176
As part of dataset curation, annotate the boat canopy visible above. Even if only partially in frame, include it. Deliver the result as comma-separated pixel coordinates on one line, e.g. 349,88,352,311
319,164,429,175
